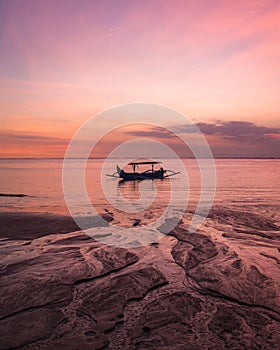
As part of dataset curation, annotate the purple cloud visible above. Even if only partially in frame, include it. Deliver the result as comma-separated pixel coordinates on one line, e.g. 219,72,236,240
196,121,280,138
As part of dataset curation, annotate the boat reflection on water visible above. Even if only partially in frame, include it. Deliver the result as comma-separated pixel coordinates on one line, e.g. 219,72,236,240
117,177,160,202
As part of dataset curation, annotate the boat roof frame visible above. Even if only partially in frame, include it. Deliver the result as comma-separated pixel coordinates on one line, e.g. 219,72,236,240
128,161,162,165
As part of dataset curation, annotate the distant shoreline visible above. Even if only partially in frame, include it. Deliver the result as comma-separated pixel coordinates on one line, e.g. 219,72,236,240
0,157,279,160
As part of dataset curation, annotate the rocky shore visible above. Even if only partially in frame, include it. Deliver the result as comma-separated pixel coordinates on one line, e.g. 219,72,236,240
1,205,280,349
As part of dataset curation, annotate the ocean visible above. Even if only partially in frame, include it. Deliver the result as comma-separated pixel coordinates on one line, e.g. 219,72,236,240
0,158,279,215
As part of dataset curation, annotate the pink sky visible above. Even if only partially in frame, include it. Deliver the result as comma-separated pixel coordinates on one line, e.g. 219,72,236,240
0,0,280,157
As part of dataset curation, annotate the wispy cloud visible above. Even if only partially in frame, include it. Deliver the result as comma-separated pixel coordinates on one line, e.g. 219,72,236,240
196,121,280,138
1,120,280,158
174,120,279,137
122,126,175,139
0,133,68,145
0,132,69,157
1,0,280,120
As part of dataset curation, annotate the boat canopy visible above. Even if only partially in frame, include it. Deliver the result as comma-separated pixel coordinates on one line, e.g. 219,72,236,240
128,161,162,165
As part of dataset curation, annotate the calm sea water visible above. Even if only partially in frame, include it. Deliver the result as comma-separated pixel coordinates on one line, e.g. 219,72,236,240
0,159,279,215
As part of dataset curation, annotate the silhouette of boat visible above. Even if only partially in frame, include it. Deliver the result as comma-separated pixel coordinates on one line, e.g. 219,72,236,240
107,161,179,181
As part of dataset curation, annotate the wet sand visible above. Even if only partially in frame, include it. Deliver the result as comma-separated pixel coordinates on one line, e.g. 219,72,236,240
1,205,280,349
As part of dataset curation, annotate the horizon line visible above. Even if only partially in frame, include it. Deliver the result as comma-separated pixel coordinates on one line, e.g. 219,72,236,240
0,157,279,160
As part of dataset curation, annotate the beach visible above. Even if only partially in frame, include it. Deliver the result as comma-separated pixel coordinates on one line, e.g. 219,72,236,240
1,202,280,349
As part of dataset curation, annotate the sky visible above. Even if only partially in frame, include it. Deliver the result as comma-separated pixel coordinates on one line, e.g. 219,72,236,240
0,0,280,158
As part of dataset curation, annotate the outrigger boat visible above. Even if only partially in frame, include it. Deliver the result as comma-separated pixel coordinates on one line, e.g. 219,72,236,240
107,161,180,181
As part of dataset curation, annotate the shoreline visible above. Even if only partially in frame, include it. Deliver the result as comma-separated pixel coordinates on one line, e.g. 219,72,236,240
1,157,280,160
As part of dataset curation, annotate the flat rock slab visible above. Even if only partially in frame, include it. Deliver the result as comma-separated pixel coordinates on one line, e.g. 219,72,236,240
0,207,280,349
0,212,109,240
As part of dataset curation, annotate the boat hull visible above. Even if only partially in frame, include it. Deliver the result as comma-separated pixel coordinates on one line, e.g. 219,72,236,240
117,165,164,180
